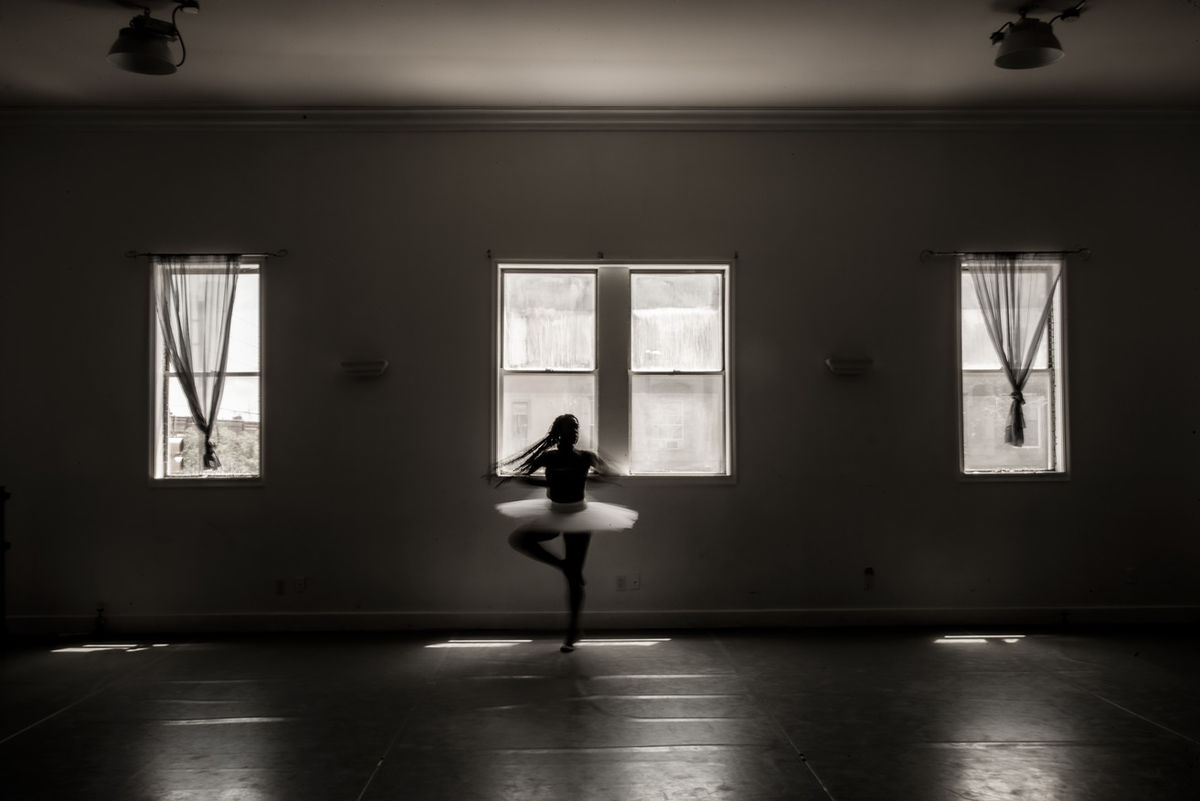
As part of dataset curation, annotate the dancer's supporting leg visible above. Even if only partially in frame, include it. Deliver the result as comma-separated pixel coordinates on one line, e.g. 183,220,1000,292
561,532,592,651
508,528,564,570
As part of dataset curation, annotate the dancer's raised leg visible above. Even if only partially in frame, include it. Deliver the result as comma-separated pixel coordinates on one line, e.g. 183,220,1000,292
507,528,564,570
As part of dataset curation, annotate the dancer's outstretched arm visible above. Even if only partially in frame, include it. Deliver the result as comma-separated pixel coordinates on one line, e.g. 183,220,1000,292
586,451,624,485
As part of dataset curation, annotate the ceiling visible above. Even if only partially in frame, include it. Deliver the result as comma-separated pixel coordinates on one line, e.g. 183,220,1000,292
2,0,1199,110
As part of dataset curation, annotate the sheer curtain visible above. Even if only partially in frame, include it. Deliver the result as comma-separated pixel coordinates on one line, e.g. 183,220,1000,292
964,253,1062,446
153,255,241,469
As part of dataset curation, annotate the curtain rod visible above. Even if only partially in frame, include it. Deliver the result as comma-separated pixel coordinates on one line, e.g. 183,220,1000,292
125,249,288,259
920,248,1090,262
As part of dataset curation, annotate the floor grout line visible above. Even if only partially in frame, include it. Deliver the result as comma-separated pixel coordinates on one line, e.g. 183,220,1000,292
0,682,114,746
353,637,451,801
710,632,838,801
1033,644,1200,749
1087,693,1200,748
0,649,175,747
798,753,839,801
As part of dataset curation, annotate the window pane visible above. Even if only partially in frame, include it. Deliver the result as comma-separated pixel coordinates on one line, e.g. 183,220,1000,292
165,376,261,477
503,273,595,370
499,373,596,464
225,273,260,373
631,375,724,474
960,273,1048,370
962,371,1053,472
631,273,722,371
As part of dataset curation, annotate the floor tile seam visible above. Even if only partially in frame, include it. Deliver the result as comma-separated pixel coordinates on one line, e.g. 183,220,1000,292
1085,693,1200,748
0,650,176,746
466,703,757,716
734,736,1190,752
461,673,739,681
4,716,407,731
399,743,795,754
1045,669,1200,702
898,738,1191,748
568,693,750,700
1037,665,1200,748
709,633,839,801
354,644,451,801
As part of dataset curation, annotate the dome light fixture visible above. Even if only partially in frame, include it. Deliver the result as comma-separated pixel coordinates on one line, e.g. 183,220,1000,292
990,1,1087,70
107,1,201,75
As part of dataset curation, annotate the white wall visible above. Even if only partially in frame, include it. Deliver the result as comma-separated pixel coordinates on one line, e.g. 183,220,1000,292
2,117,1197,632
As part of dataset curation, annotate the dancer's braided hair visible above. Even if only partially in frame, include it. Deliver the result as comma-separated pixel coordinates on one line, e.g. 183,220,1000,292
491,414,579,485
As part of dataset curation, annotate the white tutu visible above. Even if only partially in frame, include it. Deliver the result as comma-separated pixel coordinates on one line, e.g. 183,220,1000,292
496,498,638,532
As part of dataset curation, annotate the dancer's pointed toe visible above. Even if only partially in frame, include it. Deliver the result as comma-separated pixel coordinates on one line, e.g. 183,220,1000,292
561,626,582,652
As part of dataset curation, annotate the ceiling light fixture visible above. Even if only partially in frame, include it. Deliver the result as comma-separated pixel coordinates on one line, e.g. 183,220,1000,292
990,1,1087,70
107,1,200,75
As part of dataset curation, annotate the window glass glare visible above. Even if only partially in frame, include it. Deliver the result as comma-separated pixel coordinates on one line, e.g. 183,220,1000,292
154,261,261,480
167,376,261,423
224,273,260,373
496,262,731,479
960,273,1047,370
962,371,1053,472
499,373,596,464
503,272,595,370
630,374,724,474
959,257,1064,475
631,273,722,371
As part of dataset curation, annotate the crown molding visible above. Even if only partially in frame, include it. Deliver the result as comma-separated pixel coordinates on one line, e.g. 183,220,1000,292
2,106,1199,132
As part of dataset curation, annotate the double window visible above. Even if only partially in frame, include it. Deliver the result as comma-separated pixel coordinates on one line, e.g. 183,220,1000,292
496,262,732,476
958,254,1066,476
150,258,262,480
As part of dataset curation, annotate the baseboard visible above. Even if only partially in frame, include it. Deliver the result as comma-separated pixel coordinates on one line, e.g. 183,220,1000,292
8,605,1200,636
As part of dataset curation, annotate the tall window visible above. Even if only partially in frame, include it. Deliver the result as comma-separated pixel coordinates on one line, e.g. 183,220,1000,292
496,262,731,476
151,259,262,480
959,255,1066,475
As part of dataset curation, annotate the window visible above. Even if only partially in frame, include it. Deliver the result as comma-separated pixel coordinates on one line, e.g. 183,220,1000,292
959,255,1066,476
151,259,262,480
496,262,731,476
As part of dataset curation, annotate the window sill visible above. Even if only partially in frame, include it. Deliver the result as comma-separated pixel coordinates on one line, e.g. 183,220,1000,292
149,477,264,488
959,471,1069,483
618,474,738,487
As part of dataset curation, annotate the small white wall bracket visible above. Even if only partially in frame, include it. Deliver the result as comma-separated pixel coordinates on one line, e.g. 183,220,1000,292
825,357,873,376
340,360,389,378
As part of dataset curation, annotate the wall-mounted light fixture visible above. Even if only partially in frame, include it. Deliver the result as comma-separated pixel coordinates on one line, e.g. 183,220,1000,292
341,360,389,378
108,1,200,75
825,357,873,376
990,1,1087,70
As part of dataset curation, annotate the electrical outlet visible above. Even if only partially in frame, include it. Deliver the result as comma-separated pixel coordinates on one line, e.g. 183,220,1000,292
616,574,627,591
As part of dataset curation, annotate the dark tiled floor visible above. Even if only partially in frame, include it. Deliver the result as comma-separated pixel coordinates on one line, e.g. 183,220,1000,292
2,628,1198,800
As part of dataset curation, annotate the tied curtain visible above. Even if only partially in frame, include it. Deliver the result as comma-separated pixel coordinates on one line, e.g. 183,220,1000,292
965,254,1062,447
153,255,240,469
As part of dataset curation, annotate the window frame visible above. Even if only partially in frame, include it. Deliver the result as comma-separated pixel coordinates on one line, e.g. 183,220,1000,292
148,258,265,485
955,256,1069,481
493,259,734,482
